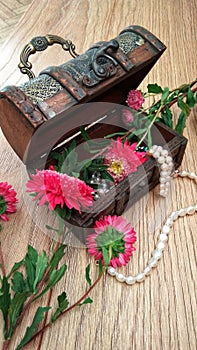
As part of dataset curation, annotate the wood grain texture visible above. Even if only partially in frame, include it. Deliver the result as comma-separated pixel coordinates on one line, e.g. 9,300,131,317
0,0,196,349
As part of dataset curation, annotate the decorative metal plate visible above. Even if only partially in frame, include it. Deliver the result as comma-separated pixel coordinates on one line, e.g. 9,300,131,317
19,74,63,105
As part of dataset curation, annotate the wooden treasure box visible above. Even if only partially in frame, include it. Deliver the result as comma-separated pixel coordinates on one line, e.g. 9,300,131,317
0,26,187,236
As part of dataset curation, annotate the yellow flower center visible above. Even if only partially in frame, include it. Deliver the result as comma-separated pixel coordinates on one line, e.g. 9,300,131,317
109,160,124,175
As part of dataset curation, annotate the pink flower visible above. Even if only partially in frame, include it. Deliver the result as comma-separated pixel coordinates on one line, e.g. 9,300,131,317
86,215,136,268
26,169,94,212
122,109,134,124
104,138,147,183
126,89,145,110
0,182,17,221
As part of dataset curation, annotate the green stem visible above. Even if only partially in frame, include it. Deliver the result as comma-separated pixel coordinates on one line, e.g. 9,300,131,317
0,241,6,276
136,103,164,148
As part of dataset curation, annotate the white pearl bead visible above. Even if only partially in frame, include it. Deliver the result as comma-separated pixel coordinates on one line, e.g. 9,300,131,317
148,258,158,268
160,177,167,184
165,181,170,187
144,266,152,275
160,171,170,177
188,172,196,179
178,208,186,216
125,276,136,285
162,225,170,234
170,211,179,221
157,241,165,250
153,151,160,159
186,206,195,215
107,267,116,276
165,218,173,226
157,146,163,153
148,148,154,155
166,156,172,163
158,156,165,164
153,249,163,260
161,163,169,170
152,145,158,151
160,190,167,197
180,170,188,177
159,233,168,242
161,149,169,157
136,273,145,282
160,183,166,189
116,273,125,282
168,161,174,169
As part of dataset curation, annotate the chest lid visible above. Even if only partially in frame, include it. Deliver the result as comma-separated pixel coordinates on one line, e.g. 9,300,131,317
0,25,166,163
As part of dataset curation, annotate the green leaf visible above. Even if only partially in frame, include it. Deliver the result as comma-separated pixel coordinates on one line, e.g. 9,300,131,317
175,111,187,134
67,140,76,154
25,256,36,292
51,292,69,322
102,246,109,267
0,199,7,215
15,306,51,350
132,128,147,137
161,87,170,103
65,208,72,220
50,245,66,273
27,245,38,265
147,83,163,94
98,259,103,276
177,98,191,116
186,88,196,108
80,126,90,141
85,264,92,286
8,291,31,338
45,225,59,233
11,272,29,293
104,131,127,139
161,106,173,128
0,276,10,338
7,260,24,278
101,171,114,182
35,264,67,300
79,297,93,306
33,252,48,293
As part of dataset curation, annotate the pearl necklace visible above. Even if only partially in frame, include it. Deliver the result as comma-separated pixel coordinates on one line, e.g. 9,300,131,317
147,144,174,197
107,168,197,284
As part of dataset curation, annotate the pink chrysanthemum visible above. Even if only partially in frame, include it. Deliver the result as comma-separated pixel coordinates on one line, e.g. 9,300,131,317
87,215,136,268
104,138,147,183
0,182,17,221
26,169,94,212
126,89,145,110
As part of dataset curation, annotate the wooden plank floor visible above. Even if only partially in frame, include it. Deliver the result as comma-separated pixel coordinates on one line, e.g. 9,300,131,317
0,0,32,47
0,1,196,350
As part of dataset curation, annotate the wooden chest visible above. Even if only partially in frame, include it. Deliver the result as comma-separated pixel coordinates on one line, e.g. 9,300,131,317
0,26,187,239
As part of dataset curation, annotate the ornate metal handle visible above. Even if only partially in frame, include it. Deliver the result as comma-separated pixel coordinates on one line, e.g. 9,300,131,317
18,34,79,80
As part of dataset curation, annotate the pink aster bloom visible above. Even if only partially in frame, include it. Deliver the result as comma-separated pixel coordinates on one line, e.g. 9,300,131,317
0,182,17,221
86,215,136,268
104,138,147,183
122,109,134,124
26,169,94,212
126,89,145,110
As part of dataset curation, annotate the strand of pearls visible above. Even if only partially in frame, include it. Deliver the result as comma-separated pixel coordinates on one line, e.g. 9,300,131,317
148,145,174,197
107,169,197,284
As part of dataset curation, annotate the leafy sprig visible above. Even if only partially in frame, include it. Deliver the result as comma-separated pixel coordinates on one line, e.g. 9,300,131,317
0,239,104,350
124,79,197,148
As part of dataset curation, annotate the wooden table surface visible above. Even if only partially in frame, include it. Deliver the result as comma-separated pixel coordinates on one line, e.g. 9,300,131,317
0,1,196,349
